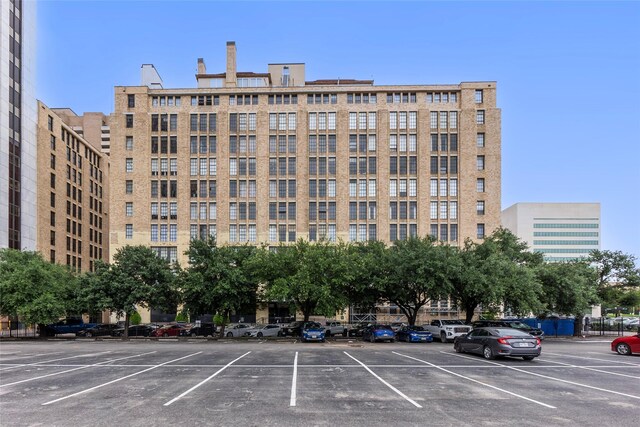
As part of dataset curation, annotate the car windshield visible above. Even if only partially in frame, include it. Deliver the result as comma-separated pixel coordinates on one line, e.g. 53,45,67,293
441,320,464,325
508,321,531,329
374,325,393,330
408,326,425,331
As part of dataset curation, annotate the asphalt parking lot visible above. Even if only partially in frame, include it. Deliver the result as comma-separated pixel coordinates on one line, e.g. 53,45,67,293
0,339,638,426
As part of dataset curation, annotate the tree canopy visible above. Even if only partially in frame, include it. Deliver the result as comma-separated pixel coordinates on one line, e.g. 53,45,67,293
82,245,178,337
181,237,258,336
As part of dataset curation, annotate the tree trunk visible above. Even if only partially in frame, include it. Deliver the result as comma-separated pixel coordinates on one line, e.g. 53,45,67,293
124,312,131,339
574,314,584,337
464,303,478,324
407,310,417,326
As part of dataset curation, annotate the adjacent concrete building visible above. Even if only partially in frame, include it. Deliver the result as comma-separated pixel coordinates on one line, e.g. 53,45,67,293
110,42,502,269
1,0,37,250
36,101,110,272
502,202,601,262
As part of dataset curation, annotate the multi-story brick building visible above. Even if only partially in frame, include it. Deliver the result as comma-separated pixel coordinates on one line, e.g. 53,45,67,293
110,41,501,269
50,108,111,155
36,101,109,273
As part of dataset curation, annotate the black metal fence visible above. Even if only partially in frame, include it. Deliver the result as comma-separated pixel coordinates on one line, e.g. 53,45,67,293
584,317,638,337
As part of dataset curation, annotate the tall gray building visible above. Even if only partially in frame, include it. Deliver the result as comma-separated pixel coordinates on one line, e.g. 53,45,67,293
0,0,37,250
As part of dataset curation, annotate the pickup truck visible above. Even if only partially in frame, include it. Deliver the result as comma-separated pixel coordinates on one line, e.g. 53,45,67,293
324,321,347,337
424,319,472,343
40,318,98,336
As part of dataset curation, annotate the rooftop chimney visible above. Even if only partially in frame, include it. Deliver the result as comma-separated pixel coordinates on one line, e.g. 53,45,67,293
225,41,237,87
197,58,206,74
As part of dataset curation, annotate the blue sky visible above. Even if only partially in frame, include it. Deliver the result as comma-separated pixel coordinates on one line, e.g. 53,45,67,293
37,1,640,258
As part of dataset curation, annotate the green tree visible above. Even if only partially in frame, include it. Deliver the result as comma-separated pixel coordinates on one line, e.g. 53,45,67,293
450,229,543,323
588,250,640,314
256,240,351,322
182,237,258,337
535,261,598,335
342,241,386,316
130,311,142,326
82,245,178,338
376,237,454,326
0,249,82,333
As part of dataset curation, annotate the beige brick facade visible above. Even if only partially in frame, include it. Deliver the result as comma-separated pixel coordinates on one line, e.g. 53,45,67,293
109,44,501,271
36,101,109,272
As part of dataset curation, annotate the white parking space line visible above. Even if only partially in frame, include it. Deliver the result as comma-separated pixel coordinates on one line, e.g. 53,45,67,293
541,359,640,379
163,352,251,406
290,352,298,407
0,351,113,372
0,352,63,362
442,351,640,400
545,352,640,366
42,352,202,406
393,352,556,409
1,352,157,388
343,351,422,408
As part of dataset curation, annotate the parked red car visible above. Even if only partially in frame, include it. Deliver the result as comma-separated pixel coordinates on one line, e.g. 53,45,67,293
150,324,187,337
611,332,640,355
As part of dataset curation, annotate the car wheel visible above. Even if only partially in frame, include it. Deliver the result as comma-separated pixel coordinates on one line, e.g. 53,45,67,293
325,331,331,337
226,332,233,338
277,331,284,337
257,332,263,338
370,335,375,343
389,338,395,343
191,332,197,337
483,346,495,360
163,333,169,337
86,332,92,338
342,331,348,337
440,332,447,343
454,342,462,353
616,343,632,355
522,356,535,361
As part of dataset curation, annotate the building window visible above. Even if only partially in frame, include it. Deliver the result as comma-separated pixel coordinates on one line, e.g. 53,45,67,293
477,201,485,215
477,223,485,239
126,136,133,150
126,202,133,216
126,158,133,172
126,180,133,194
475,89,483,104
125,224,133,239
48,115,54,131
126,114,133,128
477,155,485,171
477,178,485,192
477,133,485,148
476,110,485,125
128,94,135,108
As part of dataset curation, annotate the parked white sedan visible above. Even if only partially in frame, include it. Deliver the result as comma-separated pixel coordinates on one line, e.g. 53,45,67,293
245,324,282,338
224,324,252,338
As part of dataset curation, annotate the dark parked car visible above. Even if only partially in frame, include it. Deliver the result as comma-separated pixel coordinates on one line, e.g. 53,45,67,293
347,322,370,337
150,324,187,337
115,325,154,337
362,324,395,343
76,323,121,337
454,327,541,360
41,318,97,336
396,325,433,343
611,332,640,355
500,320,545,340
183,322,217,337
470,320,510,328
